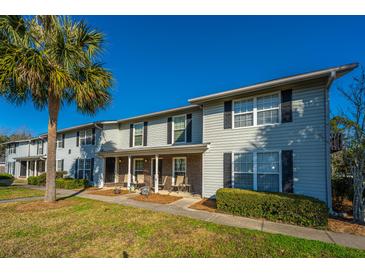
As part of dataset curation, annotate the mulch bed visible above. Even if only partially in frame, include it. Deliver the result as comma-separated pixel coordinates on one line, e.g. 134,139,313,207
86,189,131,196
189,198,217,212
132,193,182,204
328,217,365,236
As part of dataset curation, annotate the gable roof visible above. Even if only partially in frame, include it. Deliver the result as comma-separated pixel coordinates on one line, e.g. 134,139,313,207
188,63,358,104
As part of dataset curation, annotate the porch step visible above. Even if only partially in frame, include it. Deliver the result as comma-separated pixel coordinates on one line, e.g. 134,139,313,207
104,182,125,187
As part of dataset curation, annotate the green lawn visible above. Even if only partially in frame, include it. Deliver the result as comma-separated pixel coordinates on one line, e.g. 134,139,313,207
0,186,44,200
0,197,364,258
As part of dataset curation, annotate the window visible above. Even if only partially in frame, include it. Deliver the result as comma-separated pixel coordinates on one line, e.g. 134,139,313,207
233,151,280,193
78,158,92,180
80,129,93,146
173,157,186,184
134,159,144,175
257,94,279,125
57,159,64,172
173,115,186,143
234,99,254,127
233,153,254,190
7,162,15,175
257,152,280,192
57,134,65,148
8,144,16,154
233,93,280,128
133,123,143,147
37,140,43,155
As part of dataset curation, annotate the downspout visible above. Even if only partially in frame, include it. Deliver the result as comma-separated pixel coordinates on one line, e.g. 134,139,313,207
325,71,336,210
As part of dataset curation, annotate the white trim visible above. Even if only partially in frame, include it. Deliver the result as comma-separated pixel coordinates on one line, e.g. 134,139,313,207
172,114,187,144
132,122,144,147
172,156,187,185
232,91,281,129
232,150,282,192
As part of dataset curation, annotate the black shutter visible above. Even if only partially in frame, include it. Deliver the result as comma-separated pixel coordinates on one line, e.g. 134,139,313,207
74,159,79,179
281,89,293,123
186,114,192,143
92,128,96,145
167,117,172,144
224,101,232,129
62,134,65,148
223,153,232,188
90,158,94,182
14,143,17,154
129,124,133,147
282,150,294,193
76,131,80,147
143,121,148,146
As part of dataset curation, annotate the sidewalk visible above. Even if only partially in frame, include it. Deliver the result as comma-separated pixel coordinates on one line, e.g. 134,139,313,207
17,185,365,250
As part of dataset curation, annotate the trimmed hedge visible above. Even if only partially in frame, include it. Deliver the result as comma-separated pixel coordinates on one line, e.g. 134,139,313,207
0,173,14,180
216,188,328,228
28,172,88,189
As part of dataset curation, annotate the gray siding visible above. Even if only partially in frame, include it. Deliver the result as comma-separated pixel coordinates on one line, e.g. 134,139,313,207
111,109,203,149
202,85,328,203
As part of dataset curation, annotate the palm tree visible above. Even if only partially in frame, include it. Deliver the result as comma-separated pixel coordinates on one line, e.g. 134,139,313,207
0,16,113,202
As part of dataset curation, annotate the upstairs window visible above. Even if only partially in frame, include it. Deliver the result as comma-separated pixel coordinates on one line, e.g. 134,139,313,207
233,93,280,128
256,94,279,125
234,99,254,127
133,123,144,147
8,144,16,154
173,115,186,143
80,129,93,146
37,140,44,155
57,134,65,148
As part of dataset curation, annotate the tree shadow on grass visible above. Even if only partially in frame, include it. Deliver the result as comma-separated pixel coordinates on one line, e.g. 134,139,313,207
56,187,88,201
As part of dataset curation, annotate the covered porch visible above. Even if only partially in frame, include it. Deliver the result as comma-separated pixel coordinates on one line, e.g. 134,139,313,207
99,143,209,196
14,156,46,178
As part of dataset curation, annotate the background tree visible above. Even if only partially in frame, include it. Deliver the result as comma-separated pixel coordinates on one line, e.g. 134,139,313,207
335,68,365,223
0,16,112,202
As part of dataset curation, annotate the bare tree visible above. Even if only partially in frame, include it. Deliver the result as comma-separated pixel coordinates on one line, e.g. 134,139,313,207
336,68,365,223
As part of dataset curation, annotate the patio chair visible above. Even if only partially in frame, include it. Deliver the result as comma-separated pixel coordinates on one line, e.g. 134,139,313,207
135,174,145,189
171,175,185,193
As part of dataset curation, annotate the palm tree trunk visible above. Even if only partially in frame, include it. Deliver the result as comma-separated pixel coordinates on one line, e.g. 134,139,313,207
44,92,60,202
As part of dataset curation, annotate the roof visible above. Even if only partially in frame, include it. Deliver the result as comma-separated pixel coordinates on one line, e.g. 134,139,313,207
98,143,210,157
188,63,358,104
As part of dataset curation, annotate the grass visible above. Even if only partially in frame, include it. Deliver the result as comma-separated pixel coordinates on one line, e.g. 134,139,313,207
0,197,365,258
0,186,44,200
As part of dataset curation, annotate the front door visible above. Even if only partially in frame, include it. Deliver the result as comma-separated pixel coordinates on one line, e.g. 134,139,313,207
105,157,115,183
20,161,26,177
152,159,163,183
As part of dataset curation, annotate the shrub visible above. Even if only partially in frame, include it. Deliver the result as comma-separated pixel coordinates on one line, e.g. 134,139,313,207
0,173,14,180
28,172,87,189
216,188,328,228
55,178,88,189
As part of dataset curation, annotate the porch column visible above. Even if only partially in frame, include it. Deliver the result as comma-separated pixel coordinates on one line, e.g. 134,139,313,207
154,154,159,193
34,160,38,176
26,161,29,178
127,155,131,189
114,157,119,183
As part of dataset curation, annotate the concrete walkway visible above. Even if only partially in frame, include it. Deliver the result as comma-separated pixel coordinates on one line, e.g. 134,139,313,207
9,185,365,251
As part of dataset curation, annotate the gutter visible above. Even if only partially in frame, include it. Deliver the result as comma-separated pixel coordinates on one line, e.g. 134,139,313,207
325,71,336,209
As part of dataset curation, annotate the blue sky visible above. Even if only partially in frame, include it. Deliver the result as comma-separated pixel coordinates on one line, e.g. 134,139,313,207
0,16,363,136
